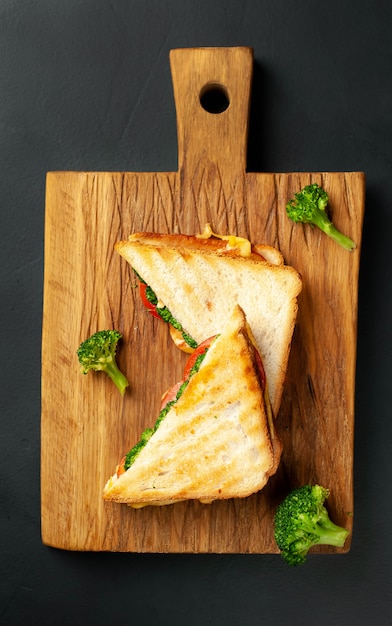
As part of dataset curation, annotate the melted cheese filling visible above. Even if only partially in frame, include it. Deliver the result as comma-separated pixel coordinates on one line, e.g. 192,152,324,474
196,223,252,257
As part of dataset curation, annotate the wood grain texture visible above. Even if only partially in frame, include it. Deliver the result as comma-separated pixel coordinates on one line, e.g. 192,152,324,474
41,47,365,553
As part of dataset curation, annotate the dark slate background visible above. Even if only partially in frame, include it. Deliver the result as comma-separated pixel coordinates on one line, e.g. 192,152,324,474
1,1,391,624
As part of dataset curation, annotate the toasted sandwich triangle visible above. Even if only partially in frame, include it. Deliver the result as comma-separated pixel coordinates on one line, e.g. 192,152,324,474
103,305,277,507
115,233,302,417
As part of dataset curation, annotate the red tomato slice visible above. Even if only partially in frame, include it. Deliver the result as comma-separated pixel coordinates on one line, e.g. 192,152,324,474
139,282,161,319
159,380,184,411
183,336,217,380
116,455,126,477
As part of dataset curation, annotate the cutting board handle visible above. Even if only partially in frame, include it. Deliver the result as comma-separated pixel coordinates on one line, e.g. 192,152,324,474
169,47,253,175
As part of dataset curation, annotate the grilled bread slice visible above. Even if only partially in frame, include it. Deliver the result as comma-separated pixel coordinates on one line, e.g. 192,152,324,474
115,228,302,417
103,305,279,507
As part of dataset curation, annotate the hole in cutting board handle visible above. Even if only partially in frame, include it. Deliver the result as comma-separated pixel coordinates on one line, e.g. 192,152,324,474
199,83,230,114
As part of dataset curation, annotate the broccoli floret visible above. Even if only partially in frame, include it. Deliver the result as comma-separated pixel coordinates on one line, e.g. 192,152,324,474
274,484,350,566
286,183,356,251
77,330,129,396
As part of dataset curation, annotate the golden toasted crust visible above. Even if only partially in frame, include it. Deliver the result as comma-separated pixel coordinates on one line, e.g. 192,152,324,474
103,306,277,506
127,231,272,261
115,233,302,416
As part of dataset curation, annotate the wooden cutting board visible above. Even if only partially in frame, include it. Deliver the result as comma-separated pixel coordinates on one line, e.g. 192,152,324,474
41,47,365,553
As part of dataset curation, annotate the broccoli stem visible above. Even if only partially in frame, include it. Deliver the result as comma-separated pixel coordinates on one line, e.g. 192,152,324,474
315,510,350,547
316,526,350,547
103,361,129,396
310,208,356,251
